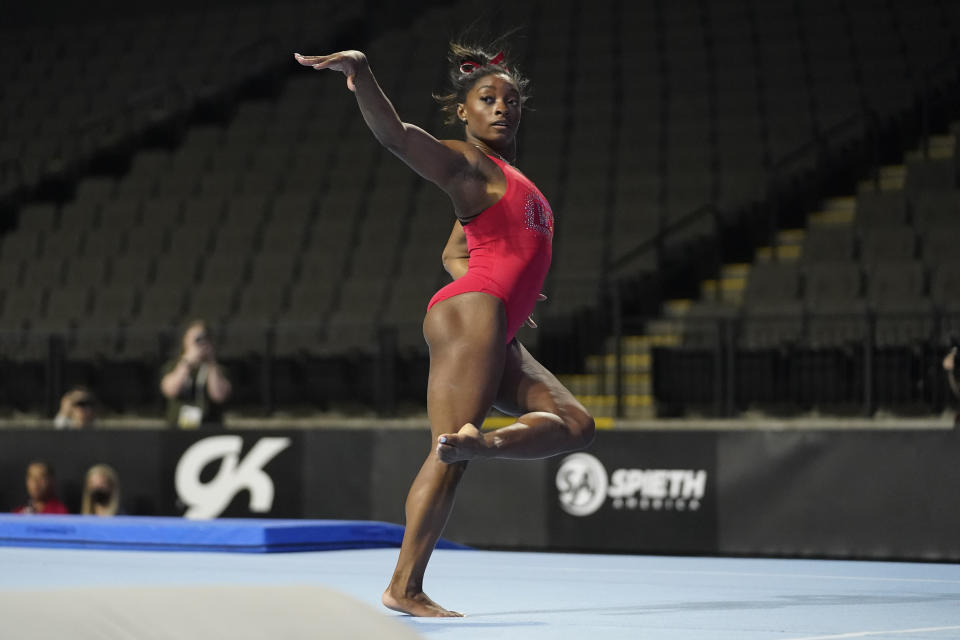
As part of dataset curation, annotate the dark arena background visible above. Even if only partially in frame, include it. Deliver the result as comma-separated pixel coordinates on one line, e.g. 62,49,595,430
2,1,960,638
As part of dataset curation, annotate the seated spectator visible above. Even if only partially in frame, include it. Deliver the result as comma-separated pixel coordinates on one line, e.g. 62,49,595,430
53,386,98,429
943,345,960,427
160,319,232,429
81,464,121,516
13,461,69,514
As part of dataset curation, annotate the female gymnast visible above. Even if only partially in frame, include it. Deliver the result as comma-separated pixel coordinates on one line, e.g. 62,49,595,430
295,41,595,617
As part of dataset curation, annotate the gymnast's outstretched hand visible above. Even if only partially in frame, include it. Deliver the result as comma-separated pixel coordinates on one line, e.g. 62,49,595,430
294,51,367,92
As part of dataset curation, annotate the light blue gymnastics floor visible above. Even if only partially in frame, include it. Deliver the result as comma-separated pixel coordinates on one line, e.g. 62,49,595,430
2,546,960,639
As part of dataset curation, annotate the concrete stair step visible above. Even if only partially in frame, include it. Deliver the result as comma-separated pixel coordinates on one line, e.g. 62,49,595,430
574,393,654,419
756,229,804,262
559,373,653,396
778,228,806,245
662,299,692,318
858,165,906,192
586,353,651,375
906,135,956,161
700,278,746,303
603,334,680,353
645,317,685,335
756,244,802,261
721,263,751,278
823,196,856,213
698,263,752,303
809,209,855,226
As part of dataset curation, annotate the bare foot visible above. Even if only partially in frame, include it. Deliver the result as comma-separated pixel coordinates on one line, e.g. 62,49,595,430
436,423,485,464
382,588,464,617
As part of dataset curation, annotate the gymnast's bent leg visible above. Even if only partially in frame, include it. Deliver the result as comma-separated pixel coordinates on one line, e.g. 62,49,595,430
436,338,595,462
382,292,507,617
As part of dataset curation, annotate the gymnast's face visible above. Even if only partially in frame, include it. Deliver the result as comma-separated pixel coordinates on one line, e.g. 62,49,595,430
457,73,522,144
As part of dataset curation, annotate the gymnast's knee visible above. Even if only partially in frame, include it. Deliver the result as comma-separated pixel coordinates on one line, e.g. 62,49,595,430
567,408,596,450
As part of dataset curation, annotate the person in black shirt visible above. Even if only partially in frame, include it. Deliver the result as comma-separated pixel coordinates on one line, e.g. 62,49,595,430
160,319,232,429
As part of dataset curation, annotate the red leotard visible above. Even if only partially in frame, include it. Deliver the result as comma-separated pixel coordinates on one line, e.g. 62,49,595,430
427,155,554,343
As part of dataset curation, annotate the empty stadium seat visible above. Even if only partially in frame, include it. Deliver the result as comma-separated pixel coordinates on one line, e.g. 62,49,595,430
912,189,960,227
859,227,917,265
855,192,909,227
801,226,857,262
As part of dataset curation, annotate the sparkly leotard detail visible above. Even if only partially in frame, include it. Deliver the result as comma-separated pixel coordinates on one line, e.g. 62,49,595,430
427,155,554,343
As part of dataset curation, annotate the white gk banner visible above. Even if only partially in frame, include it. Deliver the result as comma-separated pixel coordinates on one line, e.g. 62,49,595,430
174,436,293,519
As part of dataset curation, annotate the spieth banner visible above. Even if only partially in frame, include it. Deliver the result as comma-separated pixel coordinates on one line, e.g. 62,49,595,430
548,432,718,553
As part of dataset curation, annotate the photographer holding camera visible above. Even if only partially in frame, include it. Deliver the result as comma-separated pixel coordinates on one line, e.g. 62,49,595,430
942,342,960,427
53,386,97,429
160,319,232,429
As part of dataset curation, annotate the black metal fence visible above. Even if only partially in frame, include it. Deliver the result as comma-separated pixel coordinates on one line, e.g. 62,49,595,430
0,322,426,419
648,311,960,418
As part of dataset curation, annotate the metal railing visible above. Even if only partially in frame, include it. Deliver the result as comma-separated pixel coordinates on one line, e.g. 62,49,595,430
650,310,958,418
0,321,418,418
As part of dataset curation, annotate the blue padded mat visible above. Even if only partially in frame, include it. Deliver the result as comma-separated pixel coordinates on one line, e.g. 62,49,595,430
0,515,468,553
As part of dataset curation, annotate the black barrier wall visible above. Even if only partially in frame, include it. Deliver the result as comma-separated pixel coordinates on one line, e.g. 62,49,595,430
0,431,167,516
2,428,959,560
715,430,960,561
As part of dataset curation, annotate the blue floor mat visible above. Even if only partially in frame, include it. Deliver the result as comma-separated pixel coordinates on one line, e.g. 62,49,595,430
0,515,468,553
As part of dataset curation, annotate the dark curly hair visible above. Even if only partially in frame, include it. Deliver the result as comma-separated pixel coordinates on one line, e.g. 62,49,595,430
433,40,531,126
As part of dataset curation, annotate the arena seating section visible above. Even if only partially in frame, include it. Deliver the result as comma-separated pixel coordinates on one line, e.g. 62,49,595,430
1,0,959,418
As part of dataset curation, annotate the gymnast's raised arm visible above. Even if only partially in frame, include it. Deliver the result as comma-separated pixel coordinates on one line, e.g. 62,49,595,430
295,51,491,216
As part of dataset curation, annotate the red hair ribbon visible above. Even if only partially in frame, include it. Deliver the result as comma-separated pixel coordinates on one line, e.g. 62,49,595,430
460,50,507,74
